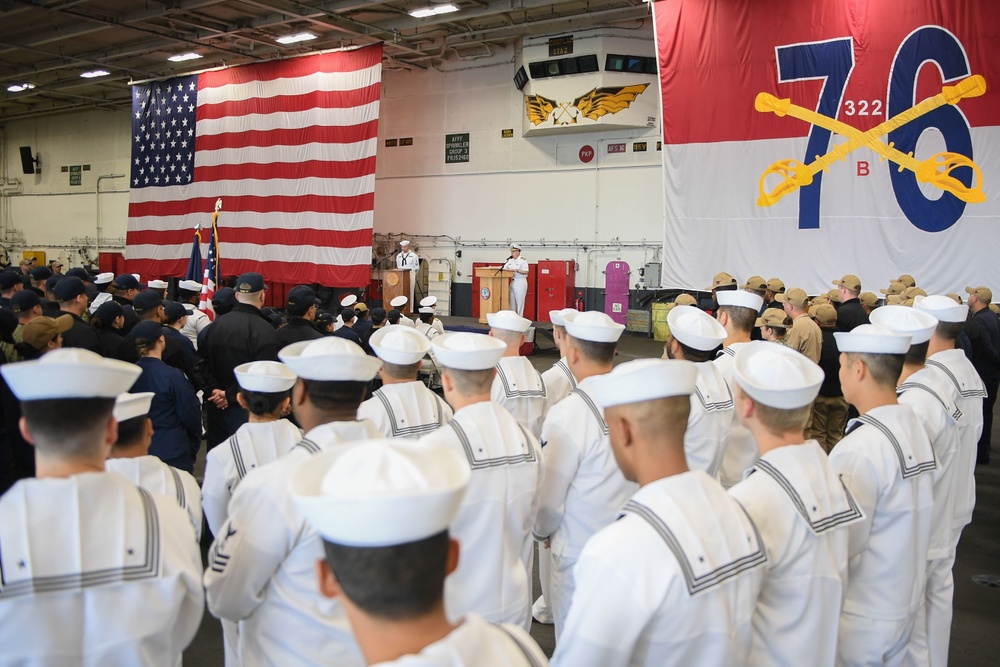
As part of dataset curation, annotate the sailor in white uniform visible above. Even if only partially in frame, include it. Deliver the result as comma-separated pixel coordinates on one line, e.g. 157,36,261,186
204,338,384,667
827,325,936,667
397,239,420,306
418,332,542,630
533,310,636,637
664,305,733,478
415,306,442,339
503,244,530,317
542,308,580,413
0,349,204,665
178,278,211,348
359,325,453,439
106,391,204,540
202,361,302,537
390,295,415,327
712,289,764,488
727,343,864,667
293,438,549,666
422,295,447,335
914,296,987,551
871,306,962,667
553,358,767,667
488,310,547,439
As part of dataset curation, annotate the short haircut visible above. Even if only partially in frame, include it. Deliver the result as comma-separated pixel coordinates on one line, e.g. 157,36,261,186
611,395,690,444
115,415,147,447
442,367,494,395
567,335,616,365
845,352,905,389
301,379,367,411
719,305,756,334
323,530,449,620
490,328,522,346
676,339,714,363
22,398,115,458
341,308,357,323
387,310,401,325
240,388,291,416
935,321,964,341
418,312,434,324
748,395,812,435
371,311,387,326
382,361,420,381
904,341,930,367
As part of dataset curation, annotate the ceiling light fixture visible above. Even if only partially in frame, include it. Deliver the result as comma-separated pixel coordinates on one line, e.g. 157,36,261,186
276,32,317,45
409,4,460,19
168,53,203,62
7,83,35,93
80,70,110,78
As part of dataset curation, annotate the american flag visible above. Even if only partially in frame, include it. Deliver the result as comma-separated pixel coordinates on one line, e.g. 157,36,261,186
125,44,381,286
199,221,219,320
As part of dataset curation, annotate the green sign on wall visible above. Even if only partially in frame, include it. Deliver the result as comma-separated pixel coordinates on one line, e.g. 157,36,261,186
445,133,469,164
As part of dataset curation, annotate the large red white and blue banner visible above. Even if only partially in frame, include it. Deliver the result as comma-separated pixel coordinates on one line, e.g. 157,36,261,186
126,44,381,287
653,0,999,293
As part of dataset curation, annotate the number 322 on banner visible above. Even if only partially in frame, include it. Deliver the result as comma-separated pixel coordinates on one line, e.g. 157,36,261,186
759,26,986,233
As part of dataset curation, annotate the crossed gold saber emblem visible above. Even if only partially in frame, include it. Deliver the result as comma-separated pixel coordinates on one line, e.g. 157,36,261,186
755,74,987,207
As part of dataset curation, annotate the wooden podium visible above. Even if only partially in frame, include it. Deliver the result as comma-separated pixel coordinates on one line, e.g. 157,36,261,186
381,269,411,312
475,267,513,323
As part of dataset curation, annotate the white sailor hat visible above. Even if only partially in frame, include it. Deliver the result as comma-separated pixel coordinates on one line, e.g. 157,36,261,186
833,324,911,354
131,273,141,283
590,358,698,408
340,294,358,308
418,306,435,314
549,308,577,327
390,295,408,308
234,361,297,393
431,332,506,370
293,438,469,547
148,279,169,290
113,392,155,422
563,310,625,343
88,292,113,314
2,348,142,401
370,325,431,365
913,295,967,323
279,337,382,381
717,290,764,312
869,305,938,345
179,279,202,292
95,272,114,285
487,309,531,333
667,305,726,351
733,341,824,409
420,295,438,308
399,239,411,247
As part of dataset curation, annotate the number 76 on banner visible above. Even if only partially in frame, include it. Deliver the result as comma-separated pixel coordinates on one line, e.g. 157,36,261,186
757,26,986,233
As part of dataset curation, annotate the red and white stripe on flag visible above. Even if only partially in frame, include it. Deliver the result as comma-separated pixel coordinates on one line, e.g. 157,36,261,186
125,44,382,287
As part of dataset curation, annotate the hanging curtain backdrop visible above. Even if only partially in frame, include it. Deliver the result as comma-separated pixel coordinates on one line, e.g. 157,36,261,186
652,0,999,293
125,43,382,287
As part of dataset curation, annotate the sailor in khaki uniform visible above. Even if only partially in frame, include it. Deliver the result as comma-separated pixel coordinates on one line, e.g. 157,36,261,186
204,338,384,667
0,349,204,665
871,306,962,667
106,392,204,540
728,343,863,667
390,295,415,327
827,325,936,667
419,332,542,630
664,305,733,478
777,288,822,363
202,361,302,537
553,359,766,667
488,310,547,438
293,438,549,666
712,289,764,488
358,325,453,439
533,310,635,637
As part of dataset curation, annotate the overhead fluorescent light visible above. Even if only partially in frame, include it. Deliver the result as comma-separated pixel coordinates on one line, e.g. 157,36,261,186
80,70,110,79
7,83,35,93
409,4,460,18
168,53,203,63
276,32,317,45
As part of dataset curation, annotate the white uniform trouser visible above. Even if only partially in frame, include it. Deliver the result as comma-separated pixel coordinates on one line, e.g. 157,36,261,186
510,277,527,317
549,550,577,641
408,269,417,307
532,543,553,622
837,612,916,667
223,619,239,667
906,554,955,667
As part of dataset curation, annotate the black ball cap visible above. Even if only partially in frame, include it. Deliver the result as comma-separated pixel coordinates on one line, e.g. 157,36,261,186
163,300,187,323
236,272,267,293
133,290,163,312
0,270,21,290
131,320,163,343
30,266,53,281
10,290,40,313
113,274,140,290
65,267,91,281
53,276,86,302
212,287,236,310
45,275,64,292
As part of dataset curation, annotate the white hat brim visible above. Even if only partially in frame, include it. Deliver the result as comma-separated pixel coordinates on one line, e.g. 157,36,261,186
733,341,823,409
913,295,966,323
370,325,431,365
279,340,382,381
431,332,506,370
234,361,298,392
590,359,697,408
2,351,141,400
716,290,764,311
833,325,911,354
666,305,727,351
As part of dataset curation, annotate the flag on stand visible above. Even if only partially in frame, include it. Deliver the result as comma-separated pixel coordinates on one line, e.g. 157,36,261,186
198,220,220,320
125,44,382,287
185,226,202,283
